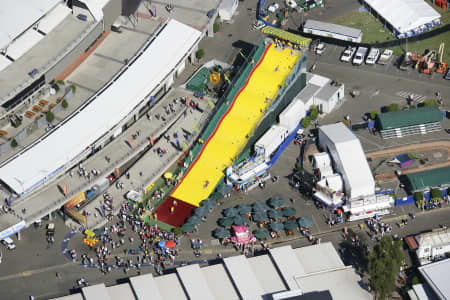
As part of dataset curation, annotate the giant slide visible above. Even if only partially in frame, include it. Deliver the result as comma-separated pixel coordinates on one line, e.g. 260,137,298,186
170,44,301,207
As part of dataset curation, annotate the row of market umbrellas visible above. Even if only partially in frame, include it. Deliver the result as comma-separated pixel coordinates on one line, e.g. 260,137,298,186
218,206,296,226
212,216,314,239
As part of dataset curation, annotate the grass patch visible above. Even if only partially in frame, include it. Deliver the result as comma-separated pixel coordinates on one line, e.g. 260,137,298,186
333,10,394,43
143,216,174,231
333,6,450,62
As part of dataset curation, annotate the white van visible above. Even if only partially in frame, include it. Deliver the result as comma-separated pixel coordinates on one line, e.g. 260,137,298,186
2,237,16,250
353,47,368,65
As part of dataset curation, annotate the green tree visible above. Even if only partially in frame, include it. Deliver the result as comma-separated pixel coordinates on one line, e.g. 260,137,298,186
301,116,311,128
10,138,18,148
46,111,55,123
309,105,318,120
411,275,420,286
409,104,416,109
414,191,424,202
56,79,65,86
387,103,399,112
423,99,437,107
213,23,221,33
61,99,68,109
70,85,76,93
368,235,404,300
172,227,183,236
196,49,205,60
295,162,302,171
370,110,378,120
431,188,442,199
52,83,60,92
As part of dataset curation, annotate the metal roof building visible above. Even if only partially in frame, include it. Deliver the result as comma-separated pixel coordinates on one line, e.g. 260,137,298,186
419,258,450,299
303,19,363,43
405,166,450,192
377,106,443,139
50,243,371,300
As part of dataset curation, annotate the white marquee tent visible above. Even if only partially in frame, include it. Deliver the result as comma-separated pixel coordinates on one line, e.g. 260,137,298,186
0,19,201,195
364,0,441,37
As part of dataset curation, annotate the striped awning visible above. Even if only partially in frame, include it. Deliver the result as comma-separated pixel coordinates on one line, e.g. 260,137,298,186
261,26,311,47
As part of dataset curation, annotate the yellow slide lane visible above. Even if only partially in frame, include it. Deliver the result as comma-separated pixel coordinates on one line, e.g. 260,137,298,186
172,44,301,206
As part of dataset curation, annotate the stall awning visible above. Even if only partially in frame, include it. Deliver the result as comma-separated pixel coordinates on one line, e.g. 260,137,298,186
261,26,311,47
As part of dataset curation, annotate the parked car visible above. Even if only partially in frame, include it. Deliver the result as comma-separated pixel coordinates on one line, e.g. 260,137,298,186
340,46,356,62
2,237,16,250
366,48,380,65
377,49,393,65
316,43,326,55
353,47,368,65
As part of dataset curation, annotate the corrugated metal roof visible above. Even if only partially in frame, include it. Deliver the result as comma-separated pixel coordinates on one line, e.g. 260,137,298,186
419,259,450,299
406,166,450,191
303,19,362,39
377,106,442,130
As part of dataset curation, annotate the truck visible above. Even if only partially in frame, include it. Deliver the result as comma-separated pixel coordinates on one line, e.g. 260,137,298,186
353,47,368,65
377,49,393,65
365,48,380,65
340,46,356,62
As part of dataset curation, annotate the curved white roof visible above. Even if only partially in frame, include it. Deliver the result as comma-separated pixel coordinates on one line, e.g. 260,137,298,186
0,19,201,195
364,0,440,33
0,0,60,50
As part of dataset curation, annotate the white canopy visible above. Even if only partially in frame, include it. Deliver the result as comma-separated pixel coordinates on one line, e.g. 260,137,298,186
37,3,72,34
0,0,59,50
364,0,441,33
0,19,201,195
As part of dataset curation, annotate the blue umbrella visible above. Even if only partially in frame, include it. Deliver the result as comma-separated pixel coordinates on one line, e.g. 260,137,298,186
194,206,209,217
298,216,314,229
252,211,268,222
224,207,238,218
158,240,166,248
236,204,252,215
254,228,269,239
201,198,217,210
218,217,234,227
181,223,195,233
268,196,285,208
233,215,249,226
187,215,202,226
284,220,298,231
282,207,296,217
269,221,284,232
213,228,230,239
268,209,283,219
252,202,269,212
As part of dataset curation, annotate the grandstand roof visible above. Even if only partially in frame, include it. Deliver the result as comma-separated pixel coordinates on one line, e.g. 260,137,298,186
377,106,443,130
0,0,60,50
0,19,201,195
406,166,450,192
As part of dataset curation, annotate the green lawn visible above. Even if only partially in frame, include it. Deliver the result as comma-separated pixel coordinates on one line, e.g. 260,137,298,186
333,5,450,62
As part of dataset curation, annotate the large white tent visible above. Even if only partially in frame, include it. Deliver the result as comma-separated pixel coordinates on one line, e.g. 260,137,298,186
0,0,59,50
364,0,441,37
0,19,201,195
318,123,375,200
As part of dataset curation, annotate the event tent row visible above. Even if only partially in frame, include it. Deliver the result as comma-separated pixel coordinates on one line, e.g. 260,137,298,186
51,243,372,300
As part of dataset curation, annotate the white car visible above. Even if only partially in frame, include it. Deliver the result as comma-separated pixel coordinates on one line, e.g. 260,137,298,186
353,47,368,65
316,43,326,55
366,48,380,65
377,49,393,65
340,47,356,62
2,237,16,250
